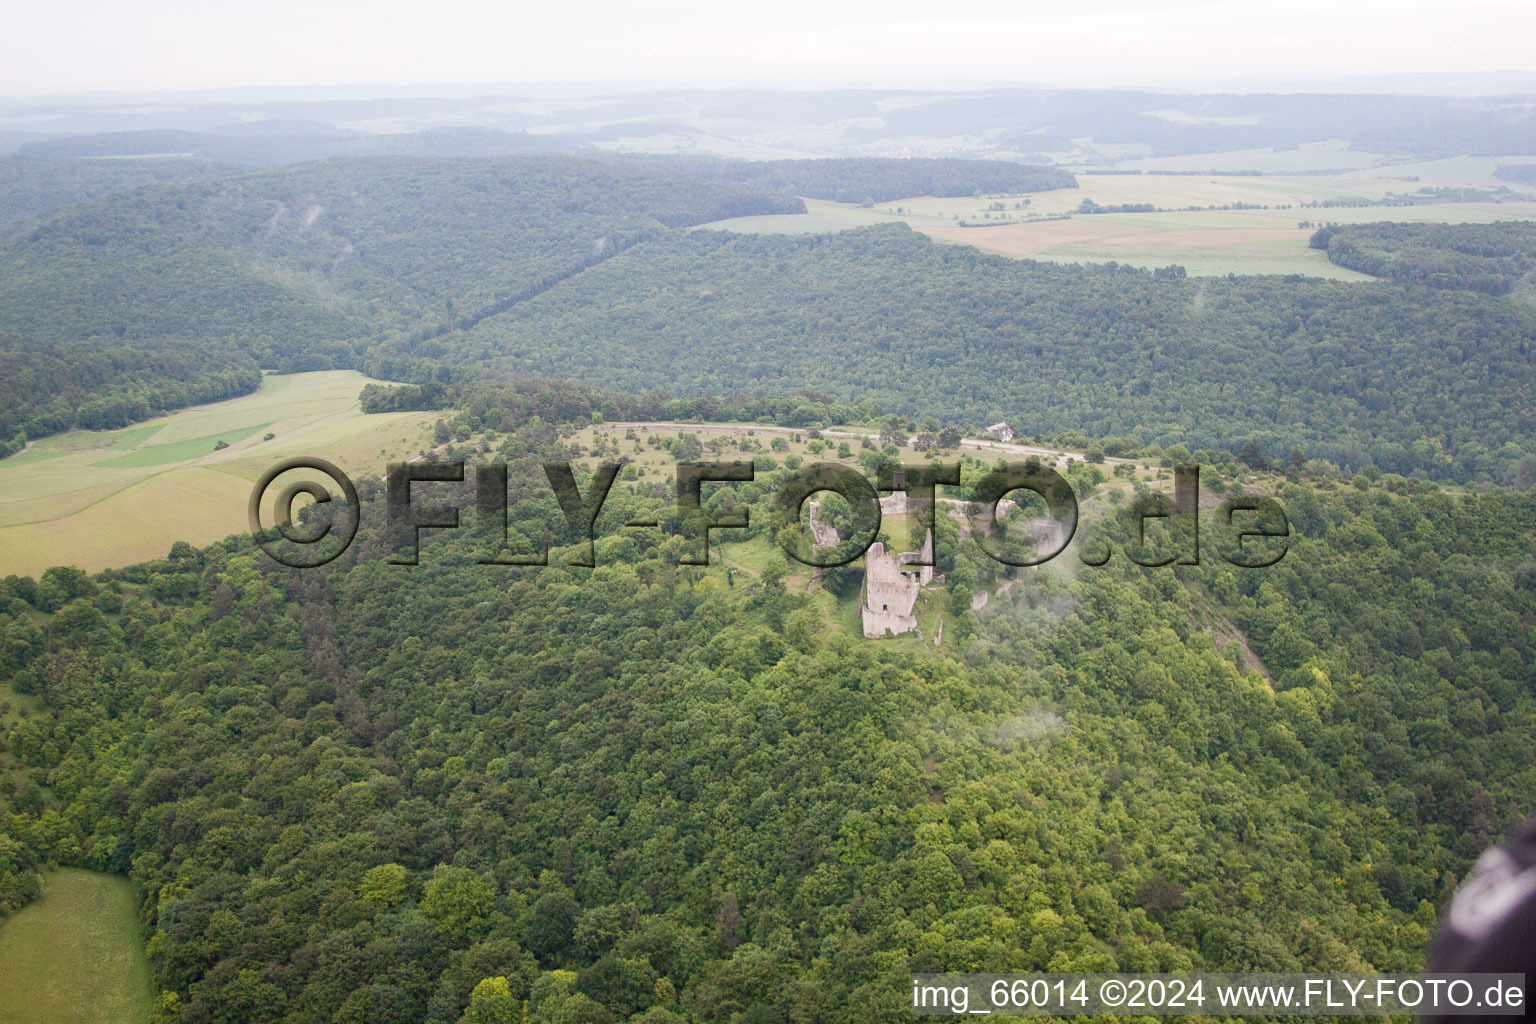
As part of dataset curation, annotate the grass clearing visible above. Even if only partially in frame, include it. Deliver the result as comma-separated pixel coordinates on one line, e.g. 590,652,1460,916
561,421,1164,645
0,370,439,577
0,869,152,1024
96,422,274,468
715,535,779,577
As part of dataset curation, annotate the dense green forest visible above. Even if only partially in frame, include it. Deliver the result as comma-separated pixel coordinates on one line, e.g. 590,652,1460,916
1,394,1533,1023
0,156,804,367
417,224,1536,485
1311,220,1536,294
0,155,238,227
361,376,877,430
0,336,262,455
5,158,1534,486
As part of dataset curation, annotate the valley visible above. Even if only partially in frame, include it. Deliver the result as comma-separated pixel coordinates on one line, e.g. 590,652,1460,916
0,84,1532,1022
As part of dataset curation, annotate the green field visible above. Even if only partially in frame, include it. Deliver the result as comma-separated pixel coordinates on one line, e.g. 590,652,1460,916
95,422,276,469
0,870,152,1024
0,370,439,578
700,156,1536,278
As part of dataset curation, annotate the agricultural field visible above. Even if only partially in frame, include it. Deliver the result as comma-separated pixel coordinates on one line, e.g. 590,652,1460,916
0,869,153,1024
700,153,1536,277
0,371,439,578
926,210,1363,278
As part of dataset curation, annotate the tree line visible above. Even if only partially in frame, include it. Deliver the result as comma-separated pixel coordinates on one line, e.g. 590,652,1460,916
1311,221,1536,295
0,336,262,455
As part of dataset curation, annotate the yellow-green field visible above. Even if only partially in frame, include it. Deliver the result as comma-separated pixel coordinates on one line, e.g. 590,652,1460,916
699,154,1536,277
0,370,438,578
0,869,152,1024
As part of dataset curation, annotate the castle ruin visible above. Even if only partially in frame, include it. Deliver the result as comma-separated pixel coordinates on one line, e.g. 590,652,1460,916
860,528,934,638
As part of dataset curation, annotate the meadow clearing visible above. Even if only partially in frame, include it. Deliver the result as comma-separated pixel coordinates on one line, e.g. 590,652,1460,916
561,418,1214,642
700,152,1536,277
0,869,152,1024
566,420,1117,489
0,371,439,578
567,419,1181,499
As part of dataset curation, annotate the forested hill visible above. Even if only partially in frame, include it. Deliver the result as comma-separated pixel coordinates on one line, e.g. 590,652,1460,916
0,154,239,227
404,224,1536,485
3,160,1535,484
0,153,1064,370
1310,221,1536,295
13,126,591,166
616,156,1076,203
0,156,804,368
4,142,1076,207
2,398,1534,1022
0,337,262,453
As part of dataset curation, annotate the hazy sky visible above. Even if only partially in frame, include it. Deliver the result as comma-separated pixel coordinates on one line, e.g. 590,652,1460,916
4,0,1535,95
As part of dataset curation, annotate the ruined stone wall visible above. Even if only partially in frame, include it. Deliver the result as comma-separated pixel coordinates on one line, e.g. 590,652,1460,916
895,528,935,585
861,541,922,638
